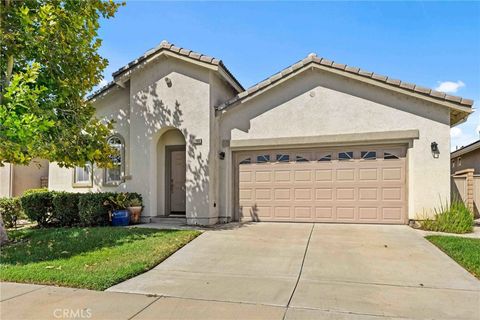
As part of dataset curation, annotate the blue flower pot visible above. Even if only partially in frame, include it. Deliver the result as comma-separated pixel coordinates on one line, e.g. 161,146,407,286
111,209,130,226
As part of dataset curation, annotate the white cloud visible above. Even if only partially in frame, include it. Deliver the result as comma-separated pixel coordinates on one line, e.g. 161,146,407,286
98,79,109,87
434,80,465,93
450,127,462,138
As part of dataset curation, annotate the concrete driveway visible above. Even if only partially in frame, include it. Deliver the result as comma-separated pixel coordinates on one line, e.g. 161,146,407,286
108,223,480,319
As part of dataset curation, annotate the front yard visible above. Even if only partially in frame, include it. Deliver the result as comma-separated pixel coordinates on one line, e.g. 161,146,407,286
0,227,200,290
426,235,480,279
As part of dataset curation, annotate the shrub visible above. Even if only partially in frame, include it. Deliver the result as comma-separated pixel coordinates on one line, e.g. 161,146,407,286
78,192,115,226
23,188,48,196
52,192,81,226
420,199,474,234
20,191,54,227
0,197,24,228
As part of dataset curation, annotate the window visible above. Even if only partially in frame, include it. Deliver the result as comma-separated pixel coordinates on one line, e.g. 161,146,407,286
457,157,462,166
452,159,456,168
239,157,251,165
105,135,125,185
338,151,353,161
256,155,270,163
318,154,332,162
361,151,376,160
73,163,92,187
384,152,399,160
276,154,289,162
296,155,309,162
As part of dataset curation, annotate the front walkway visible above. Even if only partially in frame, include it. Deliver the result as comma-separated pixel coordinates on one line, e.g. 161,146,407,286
2,223,479,319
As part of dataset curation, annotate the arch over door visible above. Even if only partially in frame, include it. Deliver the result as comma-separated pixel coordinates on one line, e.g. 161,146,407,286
235,145,407,224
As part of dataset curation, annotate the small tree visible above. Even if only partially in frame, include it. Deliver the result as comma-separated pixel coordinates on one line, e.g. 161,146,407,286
0,0,123,168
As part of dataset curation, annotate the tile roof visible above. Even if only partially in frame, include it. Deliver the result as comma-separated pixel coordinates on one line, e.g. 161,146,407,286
451,139,480,157
88,40,244,100
216,53,474,111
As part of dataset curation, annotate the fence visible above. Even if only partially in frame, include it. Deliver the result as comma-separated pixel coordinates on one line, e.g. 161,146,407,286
451,169,479,218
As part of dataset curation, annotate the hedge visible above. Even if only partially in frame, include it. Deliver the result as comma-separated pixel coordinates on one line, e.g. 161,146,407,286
16,191,143,228
0,197,24,228
20,191,55,227
52,192,81,227
78,192,115,227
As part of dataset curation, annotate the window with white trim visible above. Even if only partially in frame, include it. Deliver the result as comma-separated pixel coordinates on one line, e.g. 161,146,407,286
105,135,124,185
73,163,92,187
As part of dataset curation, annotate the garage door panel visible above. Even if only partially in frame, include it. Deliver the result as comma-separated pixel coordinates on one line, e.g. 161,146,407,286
336,169,355,181
315,170,333,181
315,188,334,200
294,188,312,200
236,145,406,224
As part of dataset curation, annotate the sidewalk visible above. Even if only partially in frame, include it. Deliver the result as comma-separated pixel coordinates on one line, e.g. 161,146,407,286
0,282,284,320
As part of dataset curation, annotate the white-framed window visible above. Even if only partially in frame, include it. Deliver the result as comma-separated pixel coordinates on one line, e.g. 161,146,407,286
104,135,125,185
73,163,93,187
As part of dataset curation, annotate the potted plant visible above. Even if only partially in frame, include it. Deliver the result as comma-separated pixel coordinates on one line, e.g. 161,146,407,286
127,196,143,224
104,193,130,226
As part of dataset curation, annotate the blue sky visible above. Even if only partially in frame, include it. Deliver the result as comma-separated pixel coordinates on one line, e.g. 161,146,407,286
97,1,480,150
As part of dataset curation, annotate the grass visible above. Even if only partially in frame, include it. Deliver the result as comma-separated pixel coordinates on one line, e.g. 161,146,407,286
0,227,201,290
419,199,473,234
426,235,480,279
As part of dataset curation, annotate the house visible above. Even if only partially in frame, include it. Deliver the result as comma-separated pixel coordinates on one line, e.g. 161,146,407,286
48,41,475,225
0,159,49,198
451,139,480,174
451,139,480,217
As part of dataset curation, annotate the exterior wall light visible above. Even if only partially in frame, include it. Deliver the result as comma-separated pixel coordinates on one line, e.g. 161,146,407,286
219,152,225,160
165,77,172,87
431,142,440,158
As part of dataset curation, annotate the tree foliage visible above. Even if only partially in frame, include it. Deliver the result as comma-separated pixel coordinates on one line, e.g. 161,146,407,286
0,0,123,167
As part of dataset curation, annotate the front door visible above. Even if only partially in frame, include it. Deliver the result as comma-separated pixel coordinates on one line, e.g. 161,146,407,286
168,147,186,214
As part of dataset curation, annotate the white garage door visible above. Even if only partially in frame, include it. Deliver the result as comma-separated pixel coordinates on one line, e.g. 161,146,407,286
236,145,407,224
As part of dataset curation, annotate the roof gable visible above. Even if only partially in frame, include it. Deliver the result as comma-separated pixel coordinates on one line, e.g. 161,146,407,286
216,53,474,125
89,41,244,100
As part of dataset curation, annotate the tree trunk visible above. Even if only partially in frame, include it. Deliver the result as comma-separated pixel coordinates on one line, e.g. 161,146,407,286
0,214,8,245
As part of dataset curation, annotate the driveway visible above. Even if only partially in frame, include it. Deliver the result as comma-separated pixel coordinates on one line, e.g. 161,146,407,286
107,223,480,319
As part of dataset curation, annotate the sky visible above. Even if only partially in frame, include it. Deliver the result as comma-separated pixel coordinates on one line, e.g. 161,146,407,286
96,1,480,150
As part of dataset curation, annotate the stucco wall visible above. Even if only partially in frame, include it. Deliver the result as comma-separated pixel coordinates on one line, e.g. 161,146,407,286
452,148,480,174
219,69,451,220
0,164,13,197
1,160,49,197
48,85,131,193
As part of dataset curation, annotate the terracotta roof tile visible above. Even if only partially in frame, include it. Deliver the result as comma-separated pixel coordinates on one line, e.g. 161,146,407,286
216,53,474,112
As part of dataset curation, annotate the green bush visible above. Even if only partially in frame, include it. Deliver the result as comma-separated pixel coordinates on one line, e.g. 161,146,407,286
52,192,81,226
23,188,48,196
420,199,474,234
20,191,54,227
78,192,115,226
0,197,24,228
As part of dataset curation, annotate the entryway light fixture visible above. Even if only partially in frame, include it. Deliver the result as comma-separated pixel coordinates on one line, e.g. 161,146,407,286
219,152,225,160
165,77,172,87
431,142,440,158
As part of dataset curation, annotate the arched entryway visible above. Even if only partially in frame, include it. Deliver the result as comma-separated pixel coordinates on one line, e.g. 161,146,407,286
156,128,186,216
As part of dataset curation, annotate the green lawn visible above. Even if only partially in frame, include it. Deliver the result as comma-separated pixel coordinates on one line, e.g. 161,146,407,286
426,235,480,279
0,227,201,290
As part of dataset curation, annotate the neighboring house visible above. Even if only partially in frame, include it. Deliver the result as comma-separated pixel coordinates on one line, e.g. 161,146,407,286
48,41,474,225
0,159,49,198
451,139,480,174
451,139,480,217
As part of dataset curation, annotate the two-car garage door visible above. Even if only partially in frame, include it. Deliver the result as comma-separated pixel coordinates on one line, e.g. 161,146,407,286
236,145,407,224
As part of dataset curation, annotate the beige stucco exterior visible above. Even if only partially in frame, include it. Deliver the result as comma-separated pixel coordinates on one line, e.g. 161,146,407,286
0,159,49,198
48,45,473,225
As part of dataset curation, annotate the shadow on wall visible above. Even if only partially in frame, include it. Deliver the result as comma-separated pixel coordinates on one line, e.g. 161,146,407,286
132,81,209,222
